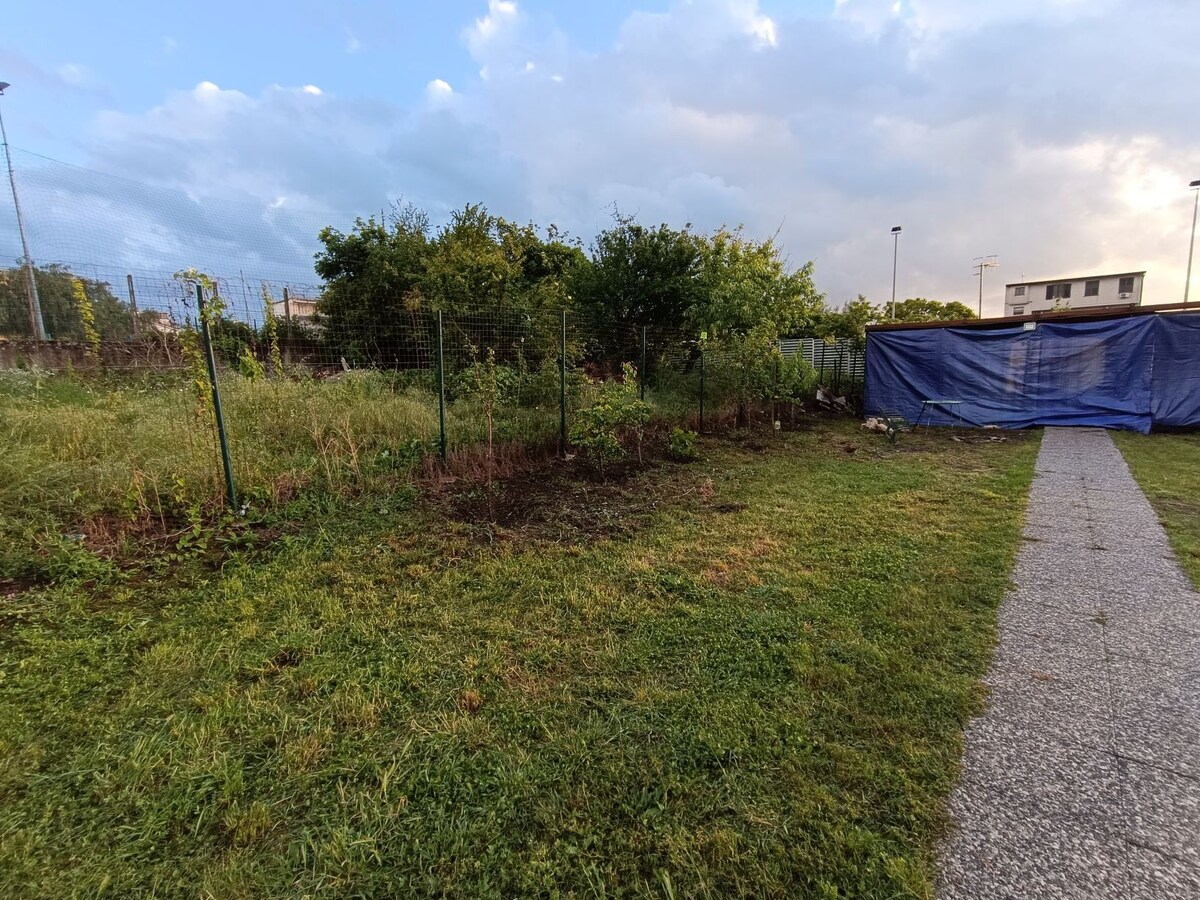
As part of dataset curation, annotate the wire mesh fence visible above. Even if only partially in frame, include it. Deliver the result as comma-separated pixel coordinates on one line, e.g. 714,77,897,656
0,145,865,582
0,272,866,586
1,282,863,484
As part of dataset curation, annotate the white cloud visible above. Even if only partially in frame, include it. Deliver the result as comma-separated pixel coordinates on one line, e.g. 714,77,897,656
467,0,519,54
56,63,96,89
302,84,323,96
345,31,362,54
425,79,454,104
747,13,777,48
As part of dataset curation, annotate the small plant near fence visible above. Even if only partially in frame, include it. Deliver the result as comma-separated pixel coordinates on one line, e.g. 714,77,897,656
570,363,651,477
71,278,101,359
667,426,699,461
173,268,223,423
261,282,286,377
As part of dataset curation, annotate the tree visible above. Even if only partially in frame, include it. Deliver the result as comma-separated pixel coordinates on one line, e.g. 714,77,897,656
814,295,876,351
812,296,976,351
314,204,432,367
572,213,704,357
691,227,824,338
688,228,825,427
315,202,586,368
882,297,976,323
0,264,137,340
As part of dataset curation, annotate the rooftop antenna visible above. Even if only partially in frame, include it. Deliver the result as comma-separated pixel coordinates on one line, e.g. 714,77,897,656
972,255,999,317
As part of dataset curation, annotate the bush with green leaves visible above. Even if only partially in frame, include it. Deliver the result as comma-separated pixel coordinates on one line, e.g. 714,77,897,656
667,426,699,461
570,363,650,474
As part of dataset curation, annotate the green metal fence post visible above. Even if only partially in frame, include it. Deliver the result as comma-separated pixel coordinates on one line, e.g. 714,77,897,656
436,311,447,462
699,347,706,433
282,286,293,365
559,310,567,455
196,283,237,509
773,353,780,425
640,325,647,401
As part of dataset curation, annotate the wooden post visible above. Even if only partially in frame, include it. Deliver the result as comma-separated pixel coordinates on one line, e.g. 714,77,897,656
126,274,140,337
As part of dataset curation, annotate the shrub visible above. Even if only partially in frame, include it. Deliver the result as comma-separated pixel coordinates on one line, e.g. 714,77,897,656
570,364,650,475
667,427,699,461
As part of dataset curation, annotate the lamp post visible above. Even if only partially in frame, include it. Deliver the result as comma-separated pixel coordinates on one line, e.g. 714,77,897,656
0,82,46,340
890,225,902,319
1185,179,1200,305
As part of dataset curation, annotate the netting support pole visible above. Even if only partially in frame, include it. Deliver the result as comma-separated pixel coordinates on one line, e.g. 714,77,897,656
126,274,140,337
196,283,237,510
436,310,447,462
0,99,46,341
699,347,706,434
640,325,647,401
559,310,567,456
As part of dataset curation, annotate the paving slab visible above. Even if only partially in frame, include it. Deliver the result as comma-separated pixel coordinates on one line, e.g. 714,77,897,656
938,427,1200,898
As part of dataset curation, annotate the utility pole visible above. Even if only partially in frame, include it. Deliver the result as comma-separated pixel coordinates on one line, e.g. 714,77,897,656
972,255,999,317
1185,180,1200,304
0,82,47,340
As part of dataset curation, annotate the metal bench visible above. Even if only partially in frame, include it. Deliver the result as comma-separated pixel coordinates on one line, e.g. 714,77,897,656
878,409,911,443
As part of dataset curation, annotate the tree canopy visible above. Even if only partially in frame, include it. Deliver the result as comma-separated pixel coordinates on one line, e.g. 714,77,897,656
0,265,142,340
315,203,587,366
311,201,974,370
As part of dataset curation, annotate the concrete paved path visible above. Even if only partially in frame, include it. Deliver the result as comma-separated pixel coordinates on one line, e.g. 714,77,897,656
939,427,1200,899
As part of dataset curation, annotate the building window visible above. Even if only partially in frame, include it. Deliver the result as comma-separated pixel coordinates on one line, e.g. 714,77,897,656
1013,306,1026,316
1046,283,1072,300
1085,280,1100,296
1119,276,1135,294
1014,286,1026,297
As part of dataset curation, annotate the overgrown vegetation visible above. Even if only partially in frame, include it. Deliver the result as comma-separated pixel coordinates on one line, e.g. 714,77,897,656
1,356,785,585
0,264,155,340
0,420,1038,898
1112,431,1200,589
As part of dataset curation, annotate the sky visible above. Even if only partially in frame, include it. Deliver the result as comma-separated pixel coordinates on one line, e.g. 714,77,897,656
1,0,1198,315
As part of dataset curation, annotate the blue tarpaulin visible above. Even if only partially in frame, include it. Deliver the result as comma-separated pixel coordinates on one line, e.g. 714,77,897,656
865,311,1200,433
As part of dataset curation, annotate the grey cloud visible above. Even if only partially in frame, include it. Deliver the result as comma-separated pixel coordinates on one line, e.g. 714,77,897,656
3,0,1198,314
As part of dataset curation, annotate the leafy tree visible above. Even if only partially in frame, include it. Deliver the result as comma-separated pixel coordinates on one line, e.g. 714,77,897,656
882,297,976,323
813,296,976,351
691,227,824,338
0,264,137,340
315,204,432,367
572,213,704,358
687,228,824,426
814,295,876,350
315,202,585,368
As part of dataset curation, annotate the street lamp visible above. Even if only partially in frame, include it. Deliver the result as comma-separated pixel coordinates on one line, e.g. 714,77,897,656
1185,179,1200,305
0,81,47,340
890,225,901,319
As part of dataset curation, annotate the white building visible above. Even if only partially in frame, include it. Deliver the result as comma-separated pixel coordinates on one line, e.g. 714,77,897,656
1004,271,1145,317
271,296,318,321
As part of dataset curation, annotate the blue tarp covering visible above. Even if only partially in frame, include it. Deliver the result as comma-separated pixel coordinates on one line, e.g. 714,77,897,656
865,311,1200,433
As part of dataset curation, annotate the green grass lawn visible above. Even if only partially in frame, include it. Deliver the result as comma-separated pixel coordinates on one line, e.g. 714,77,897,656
0,421,1037,899
1112,430,1200,590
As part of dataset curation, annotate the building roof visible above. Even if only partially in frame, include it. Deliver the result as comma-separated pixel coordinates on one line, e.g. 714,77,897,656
866,301,1194,333
1005,270,1146,288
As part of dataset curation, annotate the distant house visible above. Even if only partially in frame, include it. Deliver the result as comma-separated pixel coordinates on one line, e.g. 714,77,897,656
144,311,179,335
1004,271,1145,317
271,296,318,321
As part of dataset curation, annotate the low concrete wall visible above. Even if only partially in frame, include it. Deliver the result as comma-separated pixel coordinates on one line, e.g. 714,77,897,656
0,337,184,371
